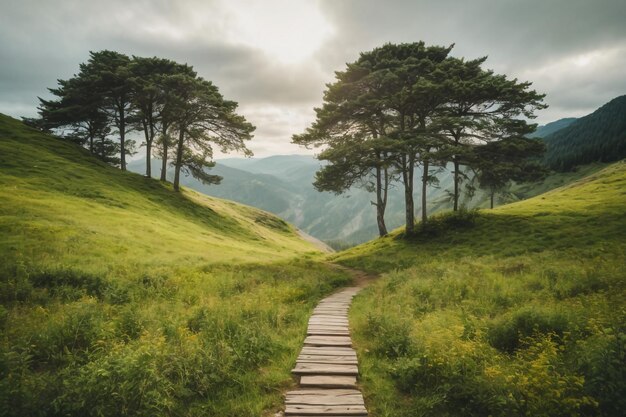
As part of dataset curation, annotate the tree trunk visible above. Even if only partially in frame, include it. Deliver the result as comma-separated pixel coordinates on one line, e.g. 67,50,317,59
490,190,495,209
89,134,94,154
119,103,126,171
173,129,185,192
146,105,156,178
375,165,388,237
160,123,169,182
146,142,152,178
421,158,429,224
402,155,415,235
142,119,151,177
453,158,460,211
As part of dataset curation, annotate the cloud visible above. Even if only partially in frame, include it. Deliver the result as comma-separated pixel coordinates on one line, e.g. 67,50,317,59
1,0,625,155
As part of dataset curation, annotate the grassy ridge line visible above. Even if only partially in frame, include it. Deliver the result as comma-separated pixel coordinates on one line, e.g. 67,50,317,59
335,162,626,416
0,114,352,417
0,113,318,271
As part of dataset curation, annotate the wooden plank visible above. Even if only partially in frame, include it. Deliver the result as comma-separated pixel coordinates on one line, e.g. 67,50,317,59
296,355,359,365
285,404,367,415
285,395,364,406
307,328,349,333
308,320,349,325
308,325,349,329
286,389,361,396
313,308,348,317
307,326,349,332
308,325,349,330
299,375,357,389
307,330,350,336
301,346,356,356
316,304,350,308
304,336,352,347
309,316,349,319
308,324,349,329
309,319,349,324
292,363,358,376
298,353,357,360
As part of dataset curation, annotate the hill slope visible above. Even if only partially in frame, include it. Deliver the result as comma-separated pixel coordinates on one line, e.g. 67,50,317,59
543,95,626,171
335,162,626,416
0,114,351,416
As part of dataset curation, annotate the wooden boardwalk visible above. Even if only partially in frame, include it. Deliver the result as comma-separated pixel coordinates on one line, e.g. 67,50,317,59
283,287,367,416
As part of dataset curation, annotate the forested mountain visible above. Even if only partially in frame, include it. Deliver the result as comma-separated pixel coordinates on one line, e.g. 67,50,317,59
543,95,626,170
531,117,577,138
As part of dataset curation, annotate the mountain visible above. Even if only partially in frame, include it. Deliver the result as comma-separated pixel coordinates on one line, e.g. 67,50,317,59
129,156,474,247
543,95,626,171
335,161,626,416
0,114,351,416
531,117,577,138
131,149,607,248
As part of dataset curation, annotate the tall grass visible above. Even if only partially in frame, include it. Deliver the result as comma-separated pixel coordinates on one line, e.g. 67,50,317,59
0,114,352,416
336,162,626,417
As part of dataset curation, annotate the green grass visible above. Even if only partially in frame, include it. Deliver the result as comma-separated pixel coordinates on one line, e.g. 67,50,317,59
0,114,352,417
334,162,626,417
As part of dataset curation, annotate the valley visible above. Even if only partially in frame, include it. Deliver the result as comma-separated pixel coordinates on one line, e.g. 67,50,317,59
2,110,624,416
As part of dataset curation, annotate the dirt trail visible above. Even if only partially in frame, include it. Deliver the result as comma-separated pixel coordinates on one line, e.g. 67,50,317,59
326,262,379,288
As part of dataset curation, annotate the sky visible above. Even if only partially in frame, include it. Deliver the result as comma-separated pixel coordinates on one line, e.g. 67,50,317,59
1,0,625,157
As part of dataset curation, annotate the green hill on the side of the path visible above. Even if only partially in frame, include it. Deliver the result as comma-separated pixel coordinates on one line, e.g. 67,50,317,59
334,161,626,417
0,114,351,417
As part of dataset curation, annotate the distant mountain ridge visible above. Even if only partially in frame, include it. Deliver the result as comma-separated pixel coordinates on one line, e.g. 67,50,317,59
129,156,467,247
531,118,577,138
542,95,626,171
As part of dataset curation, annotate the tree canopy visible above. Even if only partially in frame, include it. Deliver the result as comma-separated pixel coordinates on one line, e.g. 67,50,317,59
294,41,546,236
35,50,254,190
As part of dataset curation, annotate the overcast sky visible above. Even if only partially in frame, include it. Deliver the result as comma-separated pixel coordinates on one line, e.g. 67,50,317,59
1,0,625,157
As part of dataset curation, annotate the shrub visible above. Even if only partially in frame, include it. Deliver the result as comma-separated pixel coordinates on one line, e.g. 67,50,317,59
487,306,570,352
27,300,106,366
365,314,412,358
0,263,34,303
29,269,106,299
115,306,144,341
575,323,626,416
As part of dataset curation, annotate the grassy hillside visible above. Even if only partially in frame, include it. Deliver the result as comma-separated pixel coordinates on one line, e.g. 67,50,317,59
334,162,626,416
0,114,351,417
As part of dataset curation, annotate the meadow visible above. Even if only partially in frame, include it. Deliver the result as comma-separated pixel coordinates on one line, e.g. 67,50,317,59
0,115,351,417
335,162,626,416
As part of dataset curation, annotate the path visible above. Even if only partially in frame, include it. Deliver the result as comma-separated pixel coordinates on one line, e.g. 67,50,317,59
282,286,368,416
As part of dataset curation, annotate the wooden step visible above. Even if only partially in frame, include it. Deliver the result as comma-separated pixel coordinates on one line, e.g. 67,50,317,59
292,363,359,376
285,389,363,405
304,336,352,347
299,375,357,389
300,346,356,356
297,354,357,363
285,404,367,416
